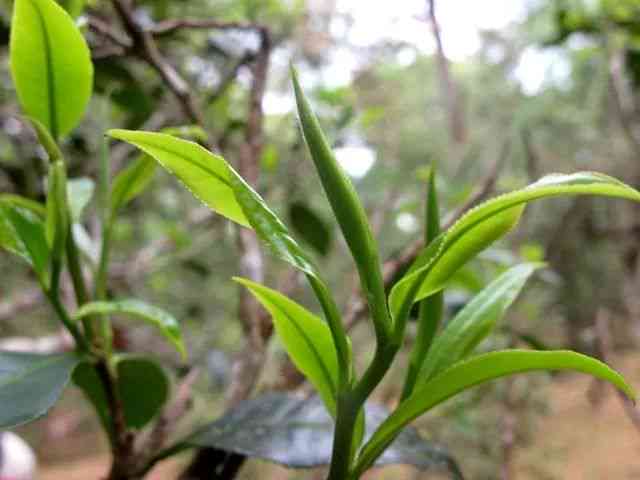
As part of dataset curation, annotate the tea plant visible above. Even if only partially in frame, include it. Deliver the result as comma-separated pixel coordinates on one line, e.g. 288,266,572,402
0,0,638,479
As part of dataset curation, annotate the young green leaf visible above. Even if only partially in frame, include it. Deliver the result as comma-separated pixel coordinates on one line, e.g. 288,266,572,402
234,277,339,415
390,172,640,327
110,155,156,215
67,177,95,223
292,67,391,342
10,0,93,139
107,130,249,227
402,168,444,399
418,263,541,383
0,203,50,286
45,161,69,261
356,349,635,475
0,195,45,218
0,351,81,428
73,299,186,359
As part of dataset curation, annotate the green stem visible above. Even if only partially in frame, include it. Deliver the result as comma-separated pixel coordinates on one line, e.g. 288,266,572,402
327,393,360,480
66,229,95,340
46,289,87,351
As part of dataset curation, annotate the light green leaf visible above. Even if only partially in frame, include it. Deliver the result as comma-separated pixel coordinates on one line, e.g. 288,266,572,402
0,203,50,285
292,67,391,341
356,349,635,475
234,277,339,415
0,351,81,428
0,195,46,218
67,177,94,223
390,172,640,327
10,0,93,139
73,299,186,359
107,130,249,227
419,263,541,383
110,156,156,214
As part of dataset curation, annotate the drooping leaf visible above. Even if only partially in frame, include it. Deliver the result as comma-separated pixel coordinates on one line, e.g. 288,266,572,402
390,172,640,326
0,351,81,428
288,201,333,256
116,356,169,429
356,349,635,474
73,299,186,359
67,177,94,223
107,130,249,227
0,203,50,285
110,155,156,214
418,263,541,383
10,0,93,139
185,393,461,478
234,278,338,414
292,67,391,340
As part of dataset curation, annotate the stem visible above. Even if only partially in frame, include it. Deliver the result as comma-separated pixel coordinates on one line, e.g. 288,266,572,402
46,288,87,351
66,229,94,338
327,393,360,480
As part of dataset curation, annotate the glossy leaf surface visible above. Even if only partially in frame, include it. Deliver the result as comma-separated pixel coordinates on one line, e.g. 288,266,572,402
419,263,541,382
390,172,640,324
234,278,338,414
73,299,186,359
357,349,634,473
0,351,81,428
10,0,93,138
107,130,249,226
187,393,462,478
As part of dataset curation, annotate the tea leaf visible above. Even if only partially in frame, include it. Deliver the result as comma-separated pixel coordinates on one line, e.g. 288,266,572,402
0,351,81,428
390,172,640,327
234,278,339,414
10,0,93,139
110,156,156,214
418,263,541,383
357,349,635,474
73,299,186,359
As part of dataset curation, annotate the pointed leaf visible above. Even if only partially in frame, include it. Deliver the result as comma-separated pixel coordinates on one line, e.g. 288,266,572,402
356,349,635,474
234,278,338,414
292,67,390,340
0,351,81,428
107,130,249,227
390,172,640,326
419,263,541,383
110,155,156,214
10,0,93,139
73,299,186,359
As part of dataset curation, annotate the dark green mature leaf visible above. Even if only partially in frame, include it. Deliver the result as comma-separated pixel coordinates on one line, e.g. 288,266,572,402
292,67,391,340
390,172,640,326
74,356,170,431
73,299,186,359
67,177,94,223
110,156,156,214
0,351,81,428
10,0,93,139
107,130,249,227
356,350,635,474
234,278,338,414
117,356,169,429
0,203,50,285
186,393,461,478
288,202,333,256
419,263,541,383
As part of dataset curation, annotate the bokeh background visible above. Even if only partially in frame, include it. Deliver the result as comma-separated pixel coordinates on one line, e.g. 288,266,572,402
2,0,640,478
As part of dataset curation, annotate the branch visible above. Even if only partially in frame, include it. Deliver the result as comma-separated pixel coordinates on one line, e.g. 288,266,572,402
150,19,264,36
110,0,206,127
